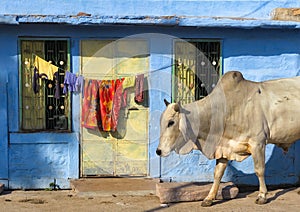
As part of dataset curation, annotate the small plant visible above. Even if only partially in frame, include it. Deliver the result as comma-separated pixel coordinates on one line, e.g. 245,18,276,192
45,179,60,191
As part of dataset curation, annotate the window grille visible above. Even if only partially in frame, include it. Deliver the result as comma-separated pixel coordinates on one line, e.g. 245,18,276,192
20,39,70,131
173,40,221,104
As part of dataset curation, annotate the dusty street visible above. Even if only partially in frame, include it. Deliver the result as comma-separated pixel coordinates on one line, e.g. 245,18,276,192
0,186,300,212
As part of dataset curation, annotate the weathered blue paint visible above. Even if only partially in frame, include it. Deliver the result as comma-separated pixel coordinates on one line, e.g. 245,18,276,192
1,0,300,189
2,14,300,29
9,133,79,189
0,72,9,186
1,0,300,20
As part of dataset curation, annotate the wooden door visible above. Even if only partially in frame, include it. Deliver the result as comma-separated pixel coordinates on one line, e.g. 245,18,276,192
80,39,149,176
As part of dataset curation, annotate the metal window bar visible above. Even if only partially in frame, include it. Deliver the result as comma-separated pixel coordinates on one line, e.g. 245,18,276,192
20,40,70,131
45,41,69,130
173,41,221,104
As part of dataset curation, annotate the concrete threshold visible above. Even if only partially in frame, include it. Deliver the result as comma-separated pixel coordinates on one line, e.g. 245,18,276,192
70,177,158,197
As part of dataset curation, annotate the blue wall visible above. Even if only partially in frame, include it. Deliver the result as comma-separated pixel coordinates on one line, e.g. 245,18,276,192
1,0,300,189
1,23,300,188
1,0,300,19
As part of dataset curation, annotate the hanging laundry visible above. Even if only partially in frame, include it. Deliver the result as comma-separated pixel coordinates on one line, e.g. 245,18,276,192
32,70,50,94
63,71,78,94
32,67,41,94
99,80,115,131
54,72,60,99
122,89,127,108
81,79,101,129
111,78,125,131
123,76,135,89
75,75,84,95
33,55,58,81
134,74,144,103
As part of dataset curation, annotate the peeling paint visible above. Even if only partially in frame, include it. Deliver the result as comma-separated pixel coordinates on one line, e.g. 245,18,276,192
2,14,300,29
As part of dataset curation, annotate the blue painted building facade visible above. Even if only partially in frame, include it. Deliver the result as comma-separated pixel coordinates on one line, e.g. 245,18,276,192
1,0,300,189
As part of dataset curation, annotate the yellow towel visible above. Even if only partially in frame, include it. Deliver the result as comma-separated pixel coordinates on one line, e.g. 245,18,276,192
122,76,135,89
34,55,59,81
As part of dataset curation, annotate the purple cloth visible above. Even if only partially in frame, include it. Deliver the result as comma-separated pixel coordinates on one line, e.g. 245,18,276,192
32,67,49,94
75,75,84,94
63,71,78,94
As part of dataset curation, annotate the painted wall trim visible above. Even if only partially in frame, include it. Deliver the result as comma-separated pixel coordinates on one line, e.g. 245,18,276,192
9,132,79,144
2,14,300,29
0,74,8,181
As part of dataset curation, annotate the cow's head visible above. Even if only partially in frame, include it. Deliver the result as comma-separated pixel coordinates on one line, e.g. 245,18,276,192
156,99,196,157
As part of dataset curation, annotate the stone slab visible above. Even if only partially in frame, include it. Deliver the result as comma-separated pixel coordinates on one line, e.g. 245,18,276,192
272,8,300,22
156,182,239,203
0,184,4,195
70,178,158,197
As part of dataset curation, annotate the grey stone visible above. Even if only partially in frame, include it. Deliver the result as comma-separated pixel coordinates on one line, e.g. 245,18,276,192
156,182,239,203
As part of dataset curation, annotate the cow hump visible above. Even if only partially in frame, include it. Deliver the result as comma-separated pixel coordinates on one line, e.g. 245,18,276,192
219,71,245,90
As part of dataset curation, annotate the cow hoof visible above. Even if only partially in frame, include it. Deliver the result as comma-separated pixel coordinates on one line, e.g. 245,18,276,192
201,199,213,207
255,197,267,205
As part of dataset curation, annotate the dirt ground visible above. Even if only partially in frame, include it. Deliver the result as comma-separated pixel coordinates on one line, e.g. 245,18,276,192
1,187,300,212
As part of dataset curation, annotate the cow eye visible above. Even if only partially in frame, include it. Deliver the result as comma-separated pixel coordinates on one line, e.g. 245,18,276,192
167,120,175,127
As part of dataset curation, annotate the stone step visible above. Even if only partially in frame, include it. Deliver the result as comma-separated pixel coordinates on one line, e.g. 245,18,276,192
156,182,239,203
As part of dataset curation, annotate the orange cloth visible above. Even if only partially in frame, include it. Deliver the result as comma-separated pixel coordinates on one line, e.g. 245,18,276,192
99,80,115,131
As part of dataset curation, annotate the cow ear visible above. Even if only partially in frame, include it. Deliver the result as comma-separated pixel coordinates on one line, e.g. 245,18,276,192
164,99,170,106
179,113,189,141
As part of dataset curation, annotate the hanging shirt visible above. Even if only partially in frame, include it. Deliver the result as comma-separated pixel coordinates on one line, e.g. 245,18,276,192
34,55,58,81
63,71,78,94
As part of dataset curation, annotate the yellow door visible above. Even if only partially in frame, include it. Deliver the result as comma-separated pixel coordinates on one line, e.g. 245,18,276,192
80,39,149,176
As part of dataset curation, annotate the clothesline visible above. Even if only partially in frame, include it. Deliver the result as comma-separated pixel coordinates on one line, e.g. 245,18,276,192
33,53,176,78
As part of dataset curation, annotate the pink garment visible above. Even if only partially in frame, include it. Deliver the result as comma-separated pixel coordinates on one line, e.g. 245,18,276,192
111,78,125,131
135,74,144,103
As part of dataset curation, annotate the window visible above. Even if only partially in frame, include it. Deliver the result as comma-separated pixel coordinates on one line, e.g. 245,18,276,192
173,40,222,104
20,39,70,131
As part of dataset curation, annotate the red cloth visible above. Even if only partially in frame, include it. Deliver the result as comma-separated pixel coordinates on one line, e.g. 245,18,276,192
81,78,128,132
135,74,144,103
99,80,115,131
81,79,101,129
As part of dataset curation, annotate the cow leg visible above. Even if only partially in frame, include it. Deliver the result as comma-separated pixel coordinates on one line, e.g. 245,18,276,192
201,158,228,207
252,144,268,204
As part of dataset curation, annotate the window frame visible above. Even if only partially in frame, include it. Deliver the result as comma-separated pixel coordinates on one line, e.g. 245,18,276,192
18,37,72,132
172,39,223,103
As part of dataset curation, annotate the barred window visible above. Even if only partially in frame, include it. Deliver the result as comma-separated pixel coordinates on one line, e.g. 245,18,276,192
173,40,222,104
19,39,71,131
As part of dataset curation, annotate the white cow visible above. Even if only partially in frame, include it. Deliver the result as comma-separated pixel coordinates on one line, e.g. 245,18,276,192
156,71,300,206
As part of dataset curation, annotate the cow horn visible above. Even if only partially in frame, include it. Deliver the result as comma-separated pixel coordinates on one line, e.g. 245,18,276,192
174,102,180,112
164,99,170,106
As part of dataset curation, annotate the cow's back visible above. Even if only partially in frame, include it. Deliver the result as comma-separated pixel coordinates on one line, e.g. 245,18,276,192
210,72,300,159
258,77,300,144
